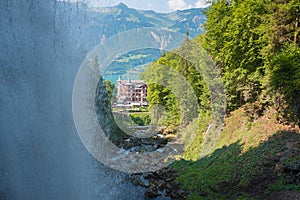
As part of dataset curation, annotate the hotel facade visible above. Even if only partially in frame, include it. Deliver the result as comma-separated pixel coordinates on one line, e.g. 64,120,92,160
116,76,148,107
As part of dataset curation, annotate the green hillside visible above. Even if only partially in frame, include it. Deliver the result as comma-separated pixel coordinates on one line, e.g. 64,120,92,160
140,0,300,199
172,106,300,199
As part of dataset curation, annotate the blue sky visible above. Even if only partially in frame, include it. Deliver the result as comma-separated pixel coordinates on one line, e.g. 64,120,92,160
61,0,211,13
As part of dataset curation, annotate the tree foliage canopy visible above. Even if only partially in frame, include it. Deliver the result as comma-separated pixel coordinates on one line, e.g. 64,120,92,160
203,0,300,113
143,0,300,133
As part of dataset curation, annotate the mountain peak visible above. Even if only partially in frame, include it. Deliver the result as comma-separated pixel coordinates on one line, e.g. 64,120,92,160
116,2,128,9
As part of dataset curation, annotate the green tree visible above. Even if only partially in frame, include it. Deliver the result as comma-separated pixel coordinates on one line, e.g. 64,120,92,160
104,79,115,103
268,0,300,50
203,0,271,110
269,44,300,117
143,37,210,130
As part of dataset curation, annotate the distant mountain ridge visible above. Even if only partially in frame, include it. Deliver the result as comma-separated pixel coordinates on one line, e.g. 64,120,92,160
57,2,206,47
55,2,206,83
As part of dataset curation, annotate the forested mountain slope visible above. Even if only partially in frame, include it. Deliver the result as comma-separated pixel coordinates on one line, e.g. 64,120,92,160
140,0,300,199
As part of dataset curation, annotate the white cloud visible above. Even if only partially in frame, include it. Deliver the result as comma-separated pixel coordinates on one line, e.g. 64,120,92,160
195,0,210,8
168,0,192,11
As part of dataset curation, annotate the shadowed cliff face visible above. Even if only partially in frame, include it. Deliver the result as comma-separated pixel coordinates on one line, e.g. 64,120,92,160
0,0,143,199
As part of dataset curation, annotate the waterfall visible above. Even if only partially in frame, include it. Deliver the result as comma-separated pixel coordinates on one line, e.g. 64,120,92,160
0,0,143,199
